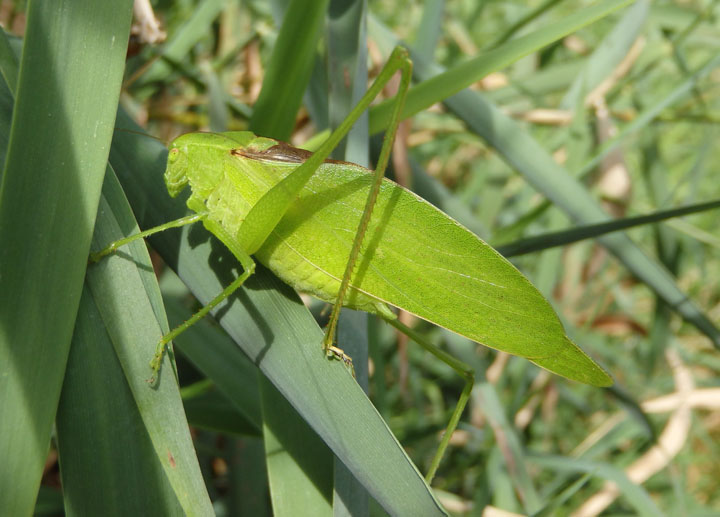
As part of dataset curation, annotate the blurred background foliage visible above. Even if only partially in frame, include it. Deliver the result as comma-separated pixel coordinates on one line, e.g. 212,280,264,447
2,0,720,515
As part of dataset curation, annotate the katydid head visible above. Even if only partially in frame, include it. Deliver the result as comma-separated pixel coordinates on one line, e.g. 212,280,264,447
165,131,287,200
165,132,255,198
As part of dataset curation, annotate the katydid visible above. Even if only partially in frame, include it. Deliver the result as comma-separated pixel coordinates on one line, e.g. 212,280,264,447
91,47,611,482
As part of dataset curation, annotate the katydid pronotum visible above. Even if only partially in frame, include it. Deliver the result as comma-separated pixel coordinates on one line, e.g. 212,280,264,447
91,47,611,482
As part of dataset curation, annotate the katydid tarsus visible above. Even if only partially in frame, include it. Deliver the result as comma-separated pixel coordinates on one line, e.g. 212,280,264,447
91,46,611,482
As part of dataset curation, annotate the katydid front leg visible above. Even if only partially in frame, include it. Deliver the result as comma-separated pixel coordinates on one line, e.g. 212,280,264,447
88,213,206,263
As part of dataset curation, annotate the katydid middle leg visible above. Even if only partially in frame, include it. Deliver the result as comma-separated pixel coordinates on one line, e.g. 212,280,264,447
148,251,256,383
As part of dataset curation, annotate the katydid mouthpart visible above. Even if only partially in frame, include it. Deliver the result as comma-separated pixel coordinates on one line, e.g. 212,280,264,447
91,46,611,482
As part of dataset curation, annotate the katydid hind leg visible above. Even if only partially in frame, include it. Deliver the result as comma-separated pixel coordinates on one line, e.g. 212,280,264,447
386,317,474,484
322,47,413,360
148,252,256,384
234,47,415,265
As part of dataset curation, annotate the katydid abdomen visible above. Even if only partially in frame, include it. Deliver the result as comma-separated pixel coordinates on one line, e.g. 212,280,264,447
167,131,609,387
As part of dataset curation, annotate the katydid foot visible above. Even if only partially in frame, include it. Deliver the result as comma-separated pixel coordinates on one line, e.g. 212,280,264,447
147,339,169,385
324,343,356,378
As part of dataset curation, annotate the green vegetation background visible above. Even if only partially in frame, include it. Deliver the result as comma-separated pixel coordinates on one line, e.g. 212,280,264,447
0,1,719,515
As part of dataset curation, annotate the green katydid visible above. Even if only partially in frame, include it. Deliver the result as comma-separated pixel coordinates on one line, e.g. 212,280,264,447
91,47,611,482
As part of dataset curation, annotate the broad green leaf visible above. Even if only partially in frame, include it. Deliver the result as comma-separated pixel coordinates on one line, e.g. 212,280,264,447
0,3,132,514
57,285,184,517
84,166,214,515
261,379,333,517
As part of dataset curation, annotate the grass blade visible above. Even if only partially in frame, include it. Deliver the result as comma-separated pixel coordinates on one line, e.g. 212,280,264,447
496,198,720,257
250,0,331,140
477,383,541,514
529,455,663,516
0,28,18,95
328,0,369,163
161,272,263,432
261,380,333,516
368,0,635,133
136,0,226,86
576,53,720,177
560,0,649,108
